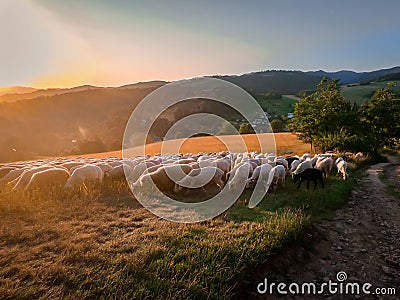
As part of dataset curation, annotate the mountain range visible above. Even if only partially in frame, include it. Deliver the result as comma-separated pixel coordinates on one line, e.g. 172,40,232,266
1,67,399,102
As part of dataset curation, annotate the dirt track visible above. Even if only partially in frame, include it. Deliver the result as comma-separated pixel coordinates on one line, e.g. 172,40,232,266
252,156,400,299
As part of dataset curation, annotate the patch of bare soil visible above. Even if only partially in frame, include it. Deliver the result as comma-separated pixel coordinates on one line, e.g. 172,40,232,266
249,156,400,299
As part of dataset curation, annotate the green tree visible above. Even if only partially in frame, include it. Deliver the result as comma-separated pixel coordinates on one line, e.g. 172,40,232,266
289,78,354,151
270,119,284,132
360,82,400,155
239,122,254,134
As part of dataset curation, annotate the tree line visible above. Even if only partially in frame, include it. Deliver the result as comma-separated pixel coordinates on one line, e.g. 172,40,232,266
289,78,400,156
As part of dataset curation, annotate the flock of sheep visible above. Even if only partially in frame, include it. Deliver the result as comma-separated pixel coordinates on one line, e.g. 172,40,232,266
0,151,352,199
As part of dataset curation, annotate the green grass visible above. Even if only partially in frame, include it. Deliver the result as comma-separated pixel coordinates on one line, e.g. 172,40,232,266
256,95,297,116
0,168,360,299
341,80,400,105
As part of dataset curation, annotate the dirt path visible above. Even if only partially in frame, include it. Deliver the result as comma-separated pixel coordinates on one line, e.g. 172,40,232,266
253,156,400,299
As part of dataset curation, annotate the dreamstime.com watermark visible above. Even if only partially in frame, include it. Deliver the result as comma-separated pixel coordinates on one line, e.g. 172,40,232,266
257,271,397,296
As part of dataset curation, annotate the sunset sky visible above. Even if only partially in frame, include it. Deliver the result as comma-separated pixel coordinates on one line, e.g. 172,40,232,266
1,0,400,88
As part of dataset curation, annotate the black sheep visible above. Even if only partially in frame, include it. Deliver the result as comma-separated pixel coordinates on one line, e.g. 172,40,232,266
292,168,324,190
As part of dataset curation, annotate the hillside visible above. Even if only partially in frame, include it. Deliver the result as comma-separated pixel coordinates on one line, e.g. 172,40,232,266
306,66,400,84
341,80,400,104
0,86,38,97
0,81,167,103
214,70,322,95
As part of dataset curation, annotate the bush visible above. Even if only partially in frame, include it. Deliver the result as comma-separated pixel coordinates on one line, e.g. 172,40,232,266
239,123,255,134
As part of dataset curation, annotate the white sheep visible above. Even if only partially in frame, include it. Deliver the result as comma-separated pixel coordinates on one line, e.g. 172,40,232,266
336,159,348,180
64,164,103,189
12,165,55,191
127,161,156,182
316,157,334,178
174,166,225,193
105,164,134,179
131,164,192,194
270,165,286,187
0,167,27,185
290,158,304,172
245,163,273,189
59,161,85,171
94,162,113,173
0,167,16,179
292,160,313,176
227,163,252,190
274,157,289,171
226,161,253,182
24,168,70,191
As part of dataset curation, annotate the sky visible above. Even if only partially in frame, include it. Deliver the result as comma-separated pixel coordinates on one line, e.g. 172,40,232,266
1,0,400,88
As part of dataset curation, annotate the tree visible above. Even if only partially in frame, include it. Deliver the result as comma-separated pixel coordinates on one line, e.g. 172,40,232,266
239,122,255,134
360,82,400,155
289,78,354,152
270,119,284,132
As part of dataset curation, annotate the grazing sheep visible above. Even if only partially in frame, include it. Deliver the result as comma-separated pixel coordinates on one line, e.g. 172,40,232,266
24,168,70,191
59,161,85,171
12,166,54,191
226,162,253,182
270,165,286,187
0,168,28,185
292,160,313,176
174,166,225,193
0,167,16,179
94,162,113,173
105,164,134,179
227,163,252,190
336,158,348,180
274,158,288,170
316,158,334,178
245,164,273,189
128,161,156,182
293,168,324,190
131,164,192,194
64,165,103,189
290,158,304,172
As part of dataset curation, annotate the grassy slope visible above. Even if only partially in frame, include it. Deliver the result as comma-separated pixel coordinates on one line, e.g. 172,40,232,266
341,80,400,104
0,133,360,299
0,168,359,298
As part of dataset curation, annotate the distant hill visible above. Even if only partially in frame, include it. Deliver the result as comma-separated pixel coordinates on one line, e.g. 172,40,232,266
213,70,323,95
0,81,167,103
306,66,400,84
377,72,400,81
0,86,38,97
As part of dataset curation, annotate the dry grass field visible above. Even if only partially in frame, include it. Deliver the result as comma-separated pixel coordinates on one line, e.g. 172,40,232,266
75,133,311,159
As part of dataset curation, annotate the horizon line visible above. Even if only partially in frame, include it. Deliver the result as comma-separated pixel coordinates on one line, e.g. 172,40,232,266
2,65,399,90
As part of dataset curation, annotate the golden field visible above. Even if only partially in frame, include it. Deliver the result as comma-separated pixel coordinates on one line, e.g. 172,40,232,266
75,132,311,159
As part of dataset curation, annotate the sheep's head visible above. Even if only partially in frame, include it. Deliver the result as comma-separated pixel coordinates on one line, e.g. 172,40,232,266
245,178,255,189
